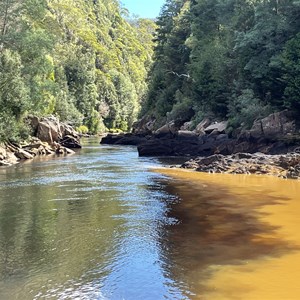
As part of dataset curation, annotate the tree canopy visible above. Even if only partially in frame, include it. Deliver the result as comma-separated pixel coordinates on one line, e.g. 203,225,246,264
1,0,300,141
0,0,156,140
144,0,300,130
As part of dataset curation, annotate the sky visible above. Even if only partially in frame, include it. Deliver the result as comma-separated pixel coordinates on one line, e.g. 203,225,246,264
120,0,165,19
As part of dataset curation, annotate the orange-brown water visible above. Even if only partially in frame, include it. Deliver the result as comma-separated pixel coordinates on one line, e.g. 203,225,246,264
157,168,300,300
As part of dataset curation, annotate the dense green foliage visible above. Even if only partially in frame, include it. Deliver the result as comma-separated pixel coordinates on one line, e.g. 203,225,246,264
0,0,155,140
2,0,300,142
145,0,300,129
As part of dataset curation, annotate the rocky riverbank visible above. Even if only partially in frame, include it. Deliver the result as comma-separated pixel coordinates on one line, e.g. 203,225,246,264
0,139,75,167
100,110,300,179
101,110,300,156
0,116,81,167
181,152,300,179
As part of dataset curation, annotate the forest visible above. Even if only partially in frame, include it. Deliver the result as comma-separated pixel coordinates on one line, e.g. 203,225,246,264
0,0,155,141
0,0,300,142
145,0,300,133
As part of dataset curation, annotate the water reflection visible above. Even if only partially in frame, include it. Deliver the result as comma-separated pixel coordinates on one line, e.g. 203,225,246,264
0,142,187,299
1,141,300,299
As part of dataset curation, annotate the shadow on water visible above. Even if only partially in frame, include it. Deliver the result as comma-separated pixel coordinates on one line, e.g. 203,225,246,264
156,176,300,297
0,140,299,299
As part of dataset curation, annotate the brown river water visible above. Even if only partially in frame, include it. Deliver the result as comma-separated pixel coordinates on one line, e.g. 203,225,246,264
0,138,299,299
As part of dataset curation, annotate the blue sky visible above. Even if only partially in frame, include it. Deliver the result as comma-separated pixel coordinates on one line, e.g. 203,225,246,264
120,0,165,18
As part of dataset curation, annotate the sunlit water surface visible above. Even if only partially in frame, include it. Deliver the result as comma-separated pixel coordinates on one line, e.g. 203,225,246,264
0,139,300,299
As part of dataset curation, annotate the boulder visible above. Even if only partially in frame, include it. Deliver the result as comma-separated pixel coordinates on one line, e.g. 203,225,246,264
15,149,34,160
27,115,40,135
100,133,132,145
0,148,19,165
61,123,78,138
216,134,229,141
115,134,147,146
53,142,75,155
287,164,300,179
100,132,148,146
7,151,19,164
233,153,254,160
196,154,224,166
138,139,175,156
154,121,179,137
249,120,263,139
37,120,62,144
60,135,81,149
194,118,211,134
132,115,156,134
177,130,198,140
204,121,228,134
250,110,297,140
180,121,193,131
0,160,12,167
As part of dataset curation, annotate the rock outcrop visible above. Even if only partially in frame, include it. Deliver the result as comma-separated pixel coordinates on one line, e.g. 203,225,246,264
34,116,81,148
0,138,76,167
132,115,156,135
100,111,300,163
60,135,81,149
136,111,300,157
248,110,296,140
181,152,300,179
0,116,79,167
204,121,228,134
100,133,148,146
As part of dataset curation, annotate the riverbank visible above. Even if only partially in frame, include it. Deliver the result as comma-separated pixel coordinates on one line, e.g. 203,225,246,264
0,116,81,167
101,134,300,179
101,110,300,179
181,152,300,179
0,139,75,167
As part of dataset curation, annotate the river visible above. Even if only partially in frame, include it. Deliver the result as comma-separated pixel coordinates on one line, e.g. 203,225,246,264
0,139,300,299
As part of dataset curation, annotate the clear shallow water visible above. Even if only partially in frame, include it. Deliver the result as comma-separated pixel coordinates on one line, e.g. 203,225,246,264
1,139,300,300
0,139,188,300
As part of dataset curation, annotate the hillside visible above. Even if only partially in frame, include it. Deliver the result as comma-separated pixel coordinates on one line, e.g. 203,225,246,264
0,0,155,141
144,0,300,133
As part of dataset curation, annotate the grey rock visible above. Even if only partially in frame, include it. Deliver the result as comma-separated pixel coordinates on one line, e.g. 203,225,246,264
204,121,228,134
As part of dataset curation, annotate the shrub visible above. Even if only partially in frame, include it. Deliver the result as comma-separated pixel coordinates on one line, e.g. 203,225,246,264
227,89,273,131
166,91,194,122
76,125,89,134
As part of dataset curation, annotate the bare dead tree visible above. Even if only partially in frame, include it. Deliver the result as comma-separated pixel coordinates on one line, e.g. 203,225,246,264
167,70,194,81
